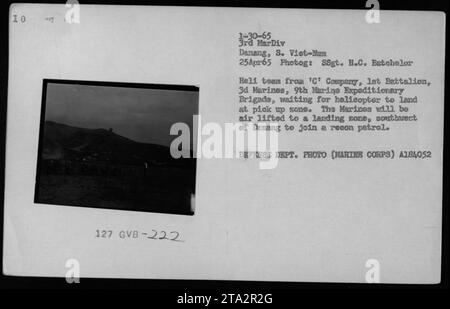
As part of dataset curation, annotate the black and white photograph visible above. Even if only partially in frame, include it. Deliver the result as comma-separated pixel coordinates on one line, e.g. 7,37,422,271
35,80,198,215
0,0,448,297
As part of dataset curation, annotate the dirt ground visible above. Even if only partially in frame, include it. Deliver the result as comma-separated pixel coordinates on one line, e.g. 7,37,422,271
35,167,195,215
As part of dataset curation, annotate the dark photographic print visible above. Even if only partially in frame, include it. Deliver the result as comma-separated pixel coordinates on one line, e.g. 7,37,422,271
34,80,198,215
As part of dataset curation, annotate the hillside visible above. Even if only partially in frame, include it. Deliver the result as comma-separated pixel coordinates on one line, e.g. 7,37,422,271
41,121,190,166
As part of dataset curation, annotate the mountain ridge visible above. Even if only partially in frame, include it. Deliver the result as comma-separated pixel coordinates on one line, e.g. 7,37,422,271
41,120,188,166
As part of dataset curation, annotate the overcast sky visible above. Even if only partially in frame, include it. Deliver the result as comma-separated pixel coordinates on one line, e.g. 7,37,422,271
45,83,198,147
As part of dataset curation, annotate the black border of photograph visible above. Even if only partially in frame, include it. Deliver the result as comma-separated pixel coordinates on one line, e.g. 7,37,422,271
34,79,199,216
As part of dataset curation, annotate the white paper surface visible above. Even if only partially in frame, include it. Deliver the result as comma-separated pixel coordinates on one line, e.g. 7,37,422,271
3,4,445,283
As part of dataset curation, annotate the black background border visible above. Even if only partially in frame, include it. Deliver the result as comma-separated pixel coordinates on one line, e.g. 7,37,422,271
0,0,448,294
